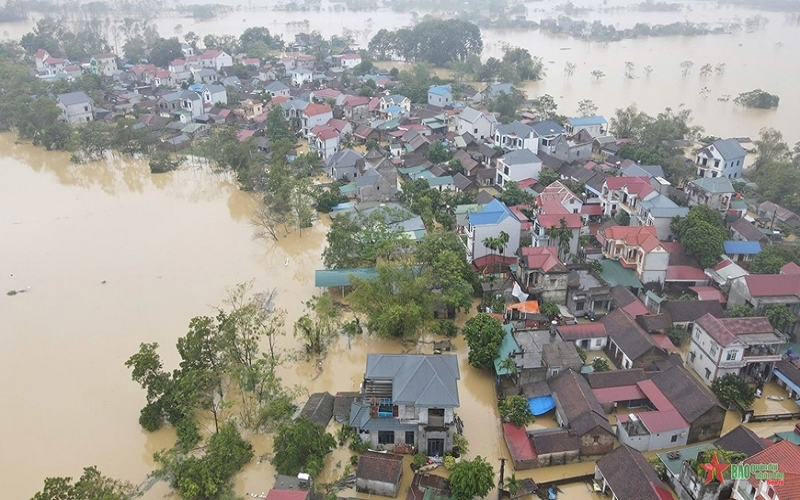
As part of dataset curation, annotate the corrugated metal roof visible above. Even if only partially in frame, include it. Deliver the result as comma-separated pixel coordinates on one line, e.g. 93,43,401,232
723,240,762,255
314,268,377,287
494,325,520,375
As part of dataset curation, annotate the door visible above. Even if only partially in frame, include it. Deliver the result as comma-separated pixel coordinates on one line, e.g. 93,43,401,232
427,438,445,457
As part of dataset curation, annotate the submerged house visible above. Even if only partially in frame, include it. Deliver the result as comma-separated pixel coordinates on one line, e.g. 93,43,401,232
350,354,460,456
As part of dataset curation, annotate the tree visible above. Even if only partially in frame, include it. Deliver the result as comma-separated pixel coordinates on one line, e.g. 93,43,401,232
672,205,726,269
499,180,533,206
154,423,254,500
577,99,598,117
31,466,135,500
428,141,452,163
610,104,651,139
349,264,433,339
734,89,780,109
322,209,412,269
700,63,713,76
499,395,535,428
546,219,573,262
624,61,635,79
504,475,522,497
530,94,557,120
614,210,630,226
727,304,756,318
272,416,336,477
751,245,800,274
564,61,576,80
150,37,183,68
765,304,795,335
753,127,790,172
265,105,294,142
667,326,690,347
680,60,693,77
449,456,495,500
294,294,341,356
591,357,611,372
539,299,560,319
502,47,544,81
488,90,525,122
538,168,560,187
644,65,654,77
712,373,756,409
365,139,379,151
463,313,505,370
591,69,605,81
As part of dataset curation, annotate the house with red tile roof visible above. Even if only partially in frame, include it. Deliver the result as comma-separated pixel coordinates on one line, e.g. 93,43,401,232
536,180,583,214
556,322,608,351
531,201,582,261
299,103,333,135
597,224,668,284
516,246,568,302
342,94,370,121
688,313,785,386
728,273,800,338
198,49,232,70
731,440,800,500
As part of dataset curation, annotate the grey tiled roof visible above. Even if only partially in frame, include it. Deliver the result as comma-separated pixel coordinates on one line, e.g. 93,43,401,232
365,354,460,406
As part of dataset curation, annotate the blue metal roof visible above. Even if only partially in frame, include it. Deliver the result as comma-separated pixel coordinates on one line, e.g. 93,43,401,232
385,105,403,114
468,199,515,226
428,85,451,96
568,115,607,126
723,240,762,255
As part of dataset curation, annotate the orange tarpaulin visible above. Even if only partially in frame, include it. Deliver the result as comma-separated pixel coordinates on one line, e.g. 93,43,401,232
505,300,540,314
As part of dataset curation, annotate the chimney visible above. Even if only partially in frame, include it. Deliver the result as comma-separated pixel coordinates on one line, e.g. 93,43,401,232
550,320,558,337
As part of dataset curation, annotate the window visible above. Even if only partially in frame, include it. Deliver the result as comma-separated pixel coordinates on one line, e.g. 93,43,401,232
726,350,737,361
710,345,718,356
592,435,600,443
405,431,415,445
575,301,585,312
474,128,478,134
503,166,509,175
705,368,711,380
596,339,603,346
671,435,678,442
378,431,395,445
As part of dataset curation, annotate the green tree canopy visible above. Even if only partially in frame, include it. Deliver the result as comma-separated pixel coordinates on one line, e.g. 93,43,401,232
751,245,800,274
671,205,726,269
727,304,756,318
368,18,483,66
349,264,433,339
322,209,413,269
712,373,756,409
154,423,254,500
499,395,535,428
449,456,495,500
271,416,336,477
31,466,135,500
463,313,505,370
765,304,795,335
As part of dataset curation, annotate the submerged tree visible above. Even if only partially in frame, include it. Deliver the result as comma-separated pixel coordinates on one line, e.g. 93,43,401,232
31,466,136,500
271,416,336,477
624,61,635,79
680,60,693,76
564,61,576,80
591,69,605,81
294,294,341,356
577,99,598,117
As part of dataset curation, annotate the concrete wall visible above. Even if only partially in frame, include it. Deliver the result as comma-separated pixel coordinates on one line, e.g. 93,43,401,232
356,477,400,498
579,427,615,456
533,450,580,468
687,407,725,444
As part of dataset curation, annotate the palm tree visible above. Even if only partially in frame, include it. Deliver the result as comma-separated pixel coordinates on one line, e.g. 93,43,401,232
482,235,500,271
499,357,519,386
497,231,510,260
504,474,521,498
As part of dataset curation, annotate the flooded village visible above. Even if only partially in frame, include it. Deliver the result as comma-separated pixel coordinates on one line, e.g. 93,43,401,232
4,1,800,500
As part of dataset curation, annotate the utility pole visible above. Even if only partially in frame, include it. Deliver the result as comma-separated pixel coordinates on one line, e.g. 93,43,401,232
498,457,506,500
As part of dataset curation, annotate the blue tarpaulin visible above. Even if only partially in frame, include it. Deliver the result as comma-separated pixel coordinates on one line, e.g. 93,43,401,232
528,396,556,416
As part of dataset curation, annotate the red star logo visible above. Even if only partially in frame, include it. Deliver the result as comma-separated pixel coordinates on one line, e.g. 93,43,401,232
701,452,730,484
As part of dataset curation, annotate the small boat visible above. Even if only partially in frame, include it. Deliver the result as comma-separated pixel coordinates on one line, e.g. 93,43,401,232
768,395,785,401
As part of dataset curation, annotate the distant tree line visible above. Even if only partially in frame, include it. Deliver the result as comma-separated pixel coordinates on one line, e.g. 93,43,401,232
368,18,483,66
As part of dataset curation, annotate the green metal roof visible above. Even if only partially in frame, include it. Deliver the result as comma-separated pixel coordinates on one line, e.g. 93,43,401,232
314,268,378,287
494,324,520,375
427,175,454,187
645,289,663,304
339,183,357,194
454,204,482,215
774,431,800,445
376,118,400,130
398,165,427,175
597,259,643,289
